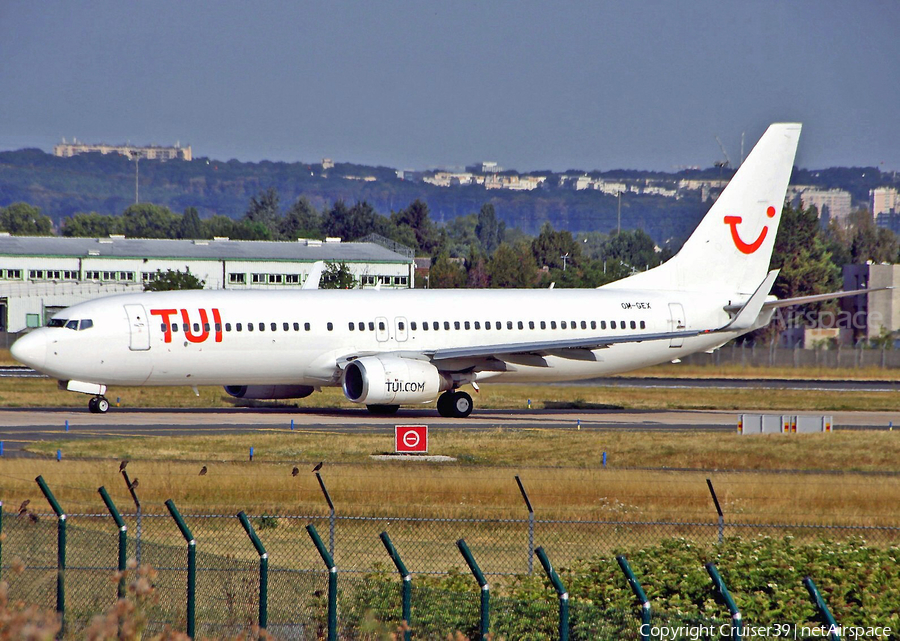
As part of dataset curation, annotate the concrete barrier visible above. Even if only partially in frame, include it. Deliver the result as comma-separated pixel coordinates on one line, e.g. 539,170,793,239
739,414,834,435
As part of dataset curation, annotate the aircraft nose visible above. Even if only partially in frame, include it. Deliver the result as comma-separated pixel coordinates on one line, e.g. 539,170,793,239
10,331,47,370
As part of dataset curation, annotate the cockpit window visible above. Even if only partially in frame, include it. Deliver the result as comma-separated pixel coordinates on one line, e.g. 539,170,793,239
48,318,67,328
80,319,93,330
65,320,79,330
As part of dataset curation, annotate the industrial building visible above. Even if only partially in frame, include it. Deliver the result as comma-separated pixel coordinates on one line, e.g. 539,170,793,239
0,235,414,332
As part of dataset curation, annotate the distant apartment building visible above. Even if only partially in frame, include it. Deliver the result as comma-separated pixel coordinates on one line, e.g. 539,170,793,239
871,187,900,216
53,139,191,161
789,187,852,221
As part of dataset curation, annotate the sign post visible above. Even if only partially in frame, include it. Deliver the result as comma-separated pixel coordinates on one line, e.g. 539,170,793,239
395,425,428,453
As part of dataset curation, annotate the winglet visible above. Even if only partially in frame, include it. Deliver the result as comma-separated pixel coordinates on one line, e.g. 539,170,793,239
722,270,779,331
301,261,326,290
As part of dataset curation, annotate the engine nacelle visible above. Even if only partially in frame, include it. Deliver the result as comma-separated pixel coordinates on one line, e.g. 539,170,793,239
224,385,315,400
342,356,448,405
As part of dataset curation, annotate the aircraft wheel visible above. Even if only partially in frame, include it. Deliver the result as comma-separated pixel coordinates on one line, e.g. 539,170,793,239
367,404,399,416
436,392,454,417
451,391,473,418
96,396,110,413
88,397,99,413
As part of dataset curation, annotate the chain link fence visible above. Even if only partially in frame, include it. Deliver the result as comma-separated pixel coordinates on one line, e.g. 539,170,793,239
2,501,897,639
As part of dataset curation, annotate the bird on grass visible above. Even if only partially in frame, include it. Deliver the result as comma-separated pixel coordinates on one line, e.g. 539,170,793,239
18,499,30,515
199,465,208,476
291,467,299,477
119,460,128,472
312,461,323,473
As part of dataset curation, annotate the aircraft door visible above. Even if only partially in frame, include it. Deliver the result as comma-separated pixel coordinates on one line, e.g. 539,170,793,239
375,316,389,342
395,317,408,342
668,303,685,348
124,304,151,351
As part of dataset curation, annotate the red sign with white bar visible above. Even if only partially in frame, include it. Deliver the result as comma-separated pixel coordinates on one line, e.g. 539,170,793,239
395,425,428,453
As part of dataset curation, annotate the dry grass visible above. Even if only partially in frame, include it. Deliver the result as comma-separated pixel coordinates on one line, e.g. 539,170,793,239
7,430,899,527
2,376,900,411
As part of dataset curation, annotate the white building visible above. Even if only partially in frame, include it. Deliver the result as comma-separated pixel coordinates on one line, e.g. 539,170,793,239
53,140,191,161
0,235,414,332
871,187,900,216
790,187,853,221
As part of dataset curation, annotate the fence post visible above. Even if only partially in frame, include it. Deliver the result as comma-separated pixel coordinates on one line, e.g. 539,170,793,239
237,512,268,630
164,499,196,639
121,470,142,566
705,563,741,641
98,486,127,599
515,475,535,574
315,472,335,558
803,577,840,641
307,524,337,641
379,531,411,641
35,476,66,628
616,555,650,641
456,539,489,640
535,547,569,641
706,478,724,544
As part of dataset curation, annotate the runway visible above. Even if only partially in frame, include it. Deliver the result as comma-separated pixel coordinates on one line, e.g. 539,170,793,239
0,406,896,456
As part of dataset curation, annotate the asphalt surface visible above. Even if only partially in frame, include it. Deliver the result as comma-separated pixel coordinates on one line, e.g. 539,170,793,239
0,406,897,457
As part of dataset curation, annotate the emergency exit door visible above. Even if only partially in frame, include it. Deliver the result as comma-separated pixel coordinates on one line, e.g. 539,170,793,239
668,303,685,348
124,304,151,351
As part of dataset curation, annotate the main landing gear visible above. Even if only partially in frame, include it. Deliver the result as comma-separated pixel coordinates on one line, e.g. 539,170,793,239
436,390,473,418
88,396,110,414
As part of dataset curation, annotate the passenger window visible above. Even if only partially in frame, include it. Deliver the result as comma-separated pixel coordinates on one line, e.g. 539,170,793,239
327,322,334,331
601,321,606,329
270,323,276,331
304,323,311,331
444,321,450,330
551,321,557,329
215,323,221,332
160,323,167,332
454,321,460,330
561,321,567,329
248,323,254,332
379,321,386,331
464,321,470,330
540,321,546,329
204,323,210,332
474,321,481,329
293,322,300,331
259,323,265,332
183,323,189,332
620,319,626,328
399,321,406,330
485,321,491,330
368,322,375,331
411,322,417,330
507,321,513,330
236,323,242,332
194,323,201,332
79,319,93,330
630,321,636,329
640,321,646,329
433,322,439,330
611,321,616,329
422,322,429,331
225,323,232,331
581,321,587,329
529,321,534,329
283,322,289,331
591,321,596,330
349,322,355,331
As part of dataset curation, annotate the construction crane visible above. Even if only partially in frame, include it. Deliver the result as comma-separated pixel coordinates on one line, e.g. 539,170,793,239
714,135,731,169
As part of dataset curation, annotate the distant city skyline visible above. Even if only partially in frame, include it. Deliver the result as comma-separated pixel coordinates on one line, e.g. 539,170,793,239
1,1,898,172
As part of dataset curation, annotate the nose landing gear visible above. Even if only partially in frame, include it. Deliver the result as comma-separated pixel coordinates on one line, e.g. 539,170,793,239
88,396,110,414
436,390,473,418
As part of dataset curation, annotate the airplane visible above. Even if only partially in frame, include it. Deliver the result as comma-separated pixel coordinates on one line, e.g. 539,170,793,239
9,123,873,416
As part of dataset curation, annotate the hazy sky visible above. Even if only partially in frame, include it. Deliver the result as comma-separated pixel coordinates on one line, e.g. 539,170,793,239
2,1,898,172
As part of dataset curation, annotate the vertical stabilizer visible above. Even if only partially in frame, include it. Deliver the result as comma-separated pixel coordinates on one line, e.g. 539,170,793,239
604,123,801,294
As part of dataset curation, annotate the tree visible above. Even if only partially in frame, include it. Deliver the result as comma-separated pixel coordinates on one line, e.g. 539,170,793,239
531,222,581,270
475,203,505,254
143,268,205,291
179,207,203,239
320,261,356,289
0,203,53,235
280,197,322,239
429,252,467,288
121,204,180,238
61,212,122,237
487,242,537,288
203,215,238,239
244,187,281,232
600,229,660,271
392,199,440,253
322,200,390,240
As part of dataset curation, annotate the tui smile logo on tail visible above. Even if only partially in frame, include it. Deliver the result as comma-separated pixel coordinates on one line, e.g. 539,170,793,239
724,206,777,254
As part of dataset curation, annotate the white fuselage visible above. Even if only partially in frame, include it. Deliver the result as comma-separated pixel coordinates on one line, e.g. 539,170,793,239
19,287,740,388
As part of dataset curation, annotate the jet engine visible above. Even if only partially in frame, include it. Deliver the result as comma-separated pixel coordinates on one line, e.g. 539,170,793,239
342,356,449,405
224,385,315,400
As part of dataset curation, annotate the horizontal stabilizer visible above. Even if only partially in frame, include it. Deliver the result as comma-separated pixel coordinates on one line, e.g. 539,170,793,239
760,286,893,310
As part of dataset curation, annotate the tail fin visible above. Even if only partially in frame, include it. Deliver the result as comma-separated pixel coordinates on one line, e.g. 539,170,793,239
604,123,801,295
